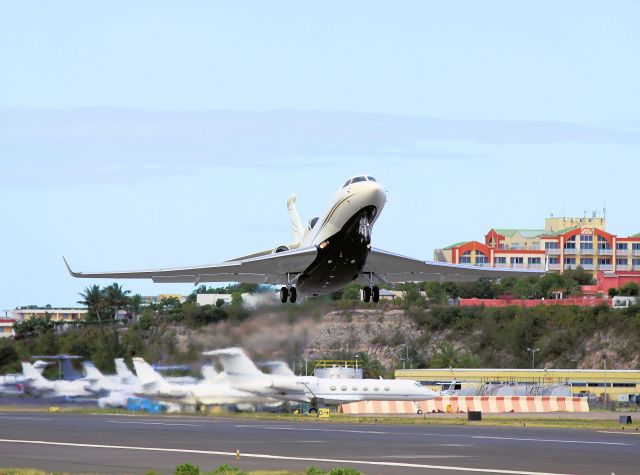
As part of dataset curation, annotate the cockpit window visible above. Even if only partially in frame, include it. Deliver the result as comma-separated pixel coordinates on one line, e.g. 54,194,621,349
342,180,351,188
367,176,376,182
308,217,319,230
351,176,367,184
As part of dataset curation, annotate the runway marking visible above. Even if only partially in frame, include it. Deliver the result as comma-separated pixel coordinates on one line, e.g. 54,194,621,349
469,436,629,446
236,425,631,446
598,431,640,435
0,416,52,421
0,438,571,475
106,420,202,427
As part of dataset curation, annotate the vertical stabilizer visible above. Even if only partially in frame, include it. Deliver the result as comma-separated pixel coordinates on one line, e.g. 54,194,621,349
203,348,263,376
201,364,219,382
132,358,163,385
21,363,49,384
82,361,104,381
287,194,305,244
115,358,136,381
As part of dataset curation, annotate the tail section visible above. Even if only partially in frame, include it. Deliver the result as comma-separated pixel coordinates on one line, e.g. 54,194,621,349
260,361,295,377
202,348,263,376
21,363,49,384
115,358,136,381
82,361,104,381
60,359,82,380
132,358,164,385
201,364,219,382
287,194,305,244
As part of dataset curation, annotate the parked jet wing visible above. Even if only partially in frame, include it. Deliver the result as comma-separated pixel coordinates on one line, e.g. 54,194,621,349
64,246,318,286
363,248,545,283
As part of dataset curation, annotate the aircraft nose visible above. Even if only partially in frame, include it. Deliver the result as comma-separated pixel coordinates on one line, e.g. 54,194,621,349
369,182,386,207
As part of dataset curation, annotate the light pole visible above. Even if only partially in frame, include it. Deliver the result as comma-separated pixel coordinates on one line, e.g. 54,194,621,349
604,354,608,405
527,347,540,369
400,344,409,370
355,354,359,377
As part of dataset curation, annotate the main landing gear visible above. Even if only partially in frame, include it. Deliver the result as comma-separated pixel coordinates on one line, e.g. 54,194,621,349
280,286,297,303
362,285,380,303
362,273,380,303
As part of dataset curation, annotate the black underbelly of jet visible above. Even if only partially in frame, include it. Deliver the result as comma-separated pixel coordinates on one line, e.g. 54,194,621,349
297,206,377,296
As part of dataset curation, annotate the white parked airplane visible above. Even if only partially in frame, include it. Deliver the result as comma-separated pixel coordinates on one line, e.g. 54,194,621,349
205,348,437,411
64,176,544,303
20,362,94,399
131,357,275,406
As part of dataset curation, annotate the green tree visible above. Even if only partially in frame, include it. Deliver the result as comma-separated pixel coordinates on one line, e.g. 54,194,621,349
104,283,131,320
78,285,105,321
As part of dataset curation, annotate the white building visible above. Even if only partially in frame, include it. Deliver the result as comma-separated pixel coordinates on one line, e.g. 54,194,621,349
0,318,14,338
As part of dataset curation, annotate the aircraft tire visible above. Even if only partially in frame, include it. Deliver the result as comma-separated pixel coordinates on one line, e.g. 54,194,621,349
417,409,423,415
309,407,318,414
289,286,297,303
372,286,380,303
280,287,289,303
363,286,371,302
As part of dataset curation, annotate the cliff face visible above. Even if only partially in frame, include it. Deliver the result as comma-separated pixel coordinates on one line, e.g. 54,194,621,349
182,304,640,372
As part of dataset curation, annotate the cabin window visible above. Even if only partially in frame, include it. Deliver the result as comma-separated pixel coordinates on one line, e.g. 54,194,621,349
384,387,390,391
374,387,379,391
330,386,336,391
363,386,368,391
341,386,348,391
352,386,358,391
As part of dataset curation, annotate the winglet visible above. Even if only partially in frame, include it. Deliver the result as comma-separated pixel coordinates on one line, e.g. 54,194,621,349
63,257,81,277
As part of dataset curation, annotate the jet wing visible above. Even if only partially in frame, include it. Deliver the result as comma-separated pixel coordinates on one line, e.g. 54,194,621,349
64,246,317,286
362,248,545,283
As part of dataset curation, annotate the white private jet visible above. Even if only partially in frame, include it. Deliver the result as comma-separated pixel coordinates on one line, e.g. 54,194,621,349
20,362,94,399
205,348,437,411
64,176,544,303
131,357,275,406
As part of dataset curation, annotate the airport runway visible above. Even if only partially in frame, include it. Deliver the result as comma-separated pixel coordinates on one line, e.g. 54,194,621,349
0,412,638,475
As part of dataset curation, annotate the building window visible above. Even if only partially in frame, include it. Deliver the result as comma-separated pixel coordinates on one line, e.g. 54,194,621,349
549,257,559,264
564,258,576,265
598,235,611,250
495,257,506,264
580,235,593,242
528,257,541,265
617,258,628,266
511,257,524,264
460,251,472,264
581,258,593,265
598,258,611,265
476,253,488,264
632,259,640,266
633,243,640,251
617,243,628,250
565,236,576,249
545,242,559,249
580,242,593,250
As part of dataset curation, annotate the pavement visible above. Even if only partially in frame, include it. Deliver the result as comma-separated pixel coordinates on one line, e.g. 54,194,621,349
0,412,638,474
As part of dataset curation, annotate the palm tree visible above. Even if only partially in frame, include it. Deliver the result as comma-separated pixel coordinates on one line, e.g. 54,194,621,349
104,283,131,320
78,285,104,322
429,342,460,368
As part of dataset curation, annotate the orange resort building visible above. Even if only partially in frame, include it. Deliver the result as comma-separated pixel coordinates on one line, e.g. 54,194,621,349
434,216,640,279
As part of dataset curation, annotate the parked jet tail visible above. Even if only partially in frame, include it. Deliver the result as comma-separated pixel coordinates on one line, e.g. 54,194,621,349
201,364,219,382
260,361,295,377
202,348,263,376
21,363,49,384
82,361,104,381
132,358,164,385
115,358,136,381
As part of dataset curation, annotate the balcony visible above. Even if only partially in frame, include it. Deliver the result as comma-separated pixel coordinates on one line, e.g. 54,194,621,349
564,248,578,255
548,263,561,271
581,264,595,270
598,264,613,271
578,248,594,255
564,264,578,270
633,250,640,256
616,265,630,271
617,249,629,256
546,248,561,255
633,265,640,271
598,248,613,255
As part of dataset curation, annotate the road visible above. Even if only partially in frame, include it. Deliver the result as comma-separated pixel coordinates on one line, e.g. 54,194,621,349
0,412,637,474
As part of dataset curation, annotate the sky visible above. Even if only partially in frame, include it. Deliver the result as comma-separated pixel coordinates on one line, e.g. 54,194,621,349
1,1,639,310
